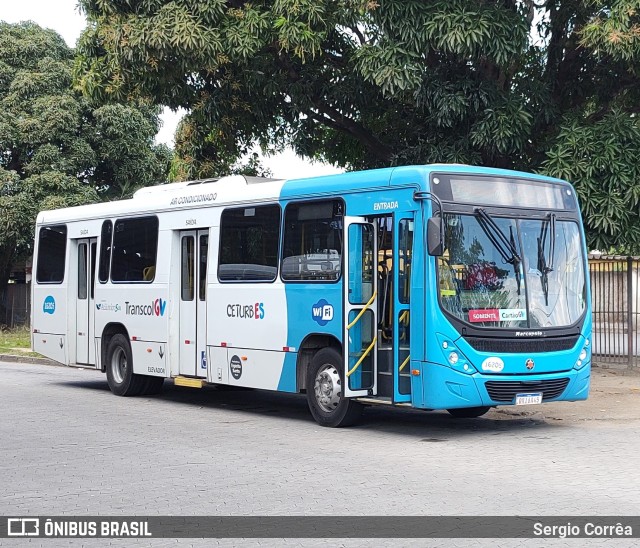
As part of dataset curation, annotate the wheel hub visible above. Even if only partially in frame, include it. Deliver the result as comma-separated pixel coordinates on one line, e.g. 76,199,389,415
111,347,127,384
314,364,342,412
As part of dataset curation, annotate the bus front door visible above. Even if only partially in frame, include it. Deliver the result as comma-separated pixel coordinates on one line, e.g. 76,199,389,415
393,216,413,402
179,230,209,377
75,238,97,365
343,217,378,397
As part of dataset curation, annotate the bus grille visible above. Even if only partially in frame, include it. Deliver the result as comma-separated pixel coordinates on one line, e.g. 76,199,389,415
484,378,570,402
466,336,579,354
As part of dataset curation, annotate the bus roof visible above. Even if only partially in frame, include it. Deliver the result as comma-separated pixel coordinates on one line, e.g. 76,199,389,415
35,165,569,225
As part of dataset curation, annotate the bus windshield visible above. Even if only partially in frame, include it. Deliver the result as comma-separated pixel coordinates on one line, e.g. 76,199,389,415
438,214,586,329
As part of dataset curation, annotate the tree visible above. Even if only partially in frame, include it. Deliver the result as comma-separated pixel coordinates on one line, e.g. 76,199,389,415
75,1,640,251
169,116,273,180
0,22,171,320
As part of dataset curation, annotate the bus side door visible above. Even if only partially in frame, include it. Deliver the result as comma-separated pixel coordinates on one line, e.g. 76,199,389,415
178,229,208,377
343,217,378,397
75,238,97,365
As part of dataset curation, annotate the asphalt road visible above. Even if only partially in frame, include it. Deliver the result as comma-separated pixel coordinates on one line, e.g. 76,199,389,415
1,360,639,546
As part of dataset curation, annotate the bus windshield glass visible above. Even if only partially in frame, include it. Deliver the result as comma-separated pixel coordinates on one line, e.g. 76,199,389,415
438,214,586,328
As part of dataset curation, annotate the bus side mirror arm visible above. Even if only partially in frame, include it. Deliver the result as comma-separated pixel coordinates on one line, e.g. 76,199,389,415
414,191,445,257
427,217,444,256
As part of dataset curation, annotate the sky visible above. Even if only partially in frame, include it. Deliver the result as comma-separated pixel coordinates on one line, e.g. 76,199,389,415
1,0,342,179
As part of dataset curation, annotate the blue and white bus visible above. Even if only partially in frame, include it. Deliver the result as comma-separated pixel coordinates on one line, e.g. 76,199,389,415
31,165,591,426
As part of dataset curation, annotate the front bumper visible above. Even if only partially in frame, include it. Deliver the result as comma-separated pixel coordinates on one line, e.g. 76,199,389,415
414,361,591,410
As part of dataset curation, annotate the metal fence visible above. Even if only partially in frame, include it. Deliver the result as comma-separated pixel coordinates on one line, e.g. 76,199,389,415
1,283,31,329
589,255,639,368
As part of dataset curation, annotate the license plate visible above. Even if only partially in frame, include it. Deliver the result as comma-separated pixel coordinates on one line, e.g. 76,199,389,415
515,392,543,405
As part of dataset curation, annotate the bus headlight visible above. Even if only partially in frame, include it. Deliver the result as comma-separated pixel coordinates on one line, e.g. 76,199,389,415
436,334,477,374
575,341,590,369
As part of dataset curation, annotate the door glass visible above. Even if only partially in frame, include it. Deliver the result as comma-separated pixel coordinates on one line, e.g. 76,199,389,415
348,224,374,305
78,244,87,300
347,308,375,390
398,311,411,395
199,235,208,301
181,236,195,301
90,243,97,299
398,220,413,304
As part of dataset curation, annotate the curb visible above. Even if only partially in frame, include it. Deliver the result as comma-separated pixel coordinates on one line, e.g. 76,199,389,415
0,353,58,366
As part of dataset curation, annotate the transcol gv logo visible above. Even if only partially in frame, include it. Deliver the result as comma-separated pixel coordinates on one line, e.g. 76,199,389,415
312,299,334,326
125,298,167,316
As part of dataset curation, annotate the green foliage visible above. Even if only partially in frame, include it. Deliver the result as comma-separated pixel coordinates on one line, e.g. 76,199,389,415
580,0,640,62
0,22,170,309
74,1,640,252
169,115,272,180
542,110,640,251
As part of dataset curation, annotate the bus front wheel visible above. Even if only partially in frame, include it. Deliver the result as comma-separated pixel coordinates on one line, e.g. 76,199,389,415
447,406,491,418
106,334,145,396
306,348,363,427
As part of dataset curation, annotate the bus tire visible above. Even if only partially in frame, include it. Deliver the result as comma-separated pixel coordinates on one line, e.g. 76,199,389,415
106,334,144,396
306,348,363,427
447,406,491,418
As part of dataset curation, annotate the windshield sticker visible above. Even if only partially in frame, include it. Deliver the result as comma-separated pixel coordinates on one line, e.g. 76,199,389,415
469,309,499,322
469,308,527,323
500,308,527,321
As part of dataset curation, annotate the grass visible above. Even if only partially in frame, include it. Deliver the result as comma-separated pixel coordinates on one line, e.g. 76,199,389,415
0,327,41,357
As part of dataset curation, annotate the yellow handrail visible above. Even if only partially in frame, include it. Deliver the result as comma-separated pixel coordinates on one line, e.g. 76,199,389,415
346,336,377,377
398,354,411,372
346,291,377,330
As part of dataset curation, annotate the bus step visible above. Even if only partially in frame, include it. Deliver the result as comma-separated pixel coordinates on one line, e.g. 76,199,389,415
174,376,207,389
356,397,412,407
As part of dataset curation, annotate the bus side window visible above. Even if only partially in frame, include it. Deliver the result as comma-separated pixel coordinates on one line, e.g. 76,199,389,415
36,225,67,284
281,200,343,282
218,205,280,282
98,220,112,283
110,216,159,283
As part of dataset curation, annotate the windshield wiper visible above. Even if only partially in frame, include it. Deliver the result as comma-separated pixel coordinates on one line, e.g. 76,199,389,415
537,213,556,305
474,208,522,265
509,225,522,295
475,208,522,295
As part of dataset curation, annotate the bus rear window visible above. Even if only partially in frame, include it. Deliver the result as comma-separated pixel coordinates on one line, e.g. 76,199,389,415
36,225,67,283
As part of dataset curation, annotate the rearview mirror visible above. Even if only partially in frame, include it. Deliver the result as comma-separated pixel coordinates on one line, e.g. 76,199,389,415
427,217,443,256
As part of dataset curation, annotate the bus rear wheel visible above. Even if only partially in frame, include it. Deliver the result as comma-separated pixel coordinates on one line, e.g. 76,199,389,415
106,334,145,396
447,406,491,418
306,348,363,427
